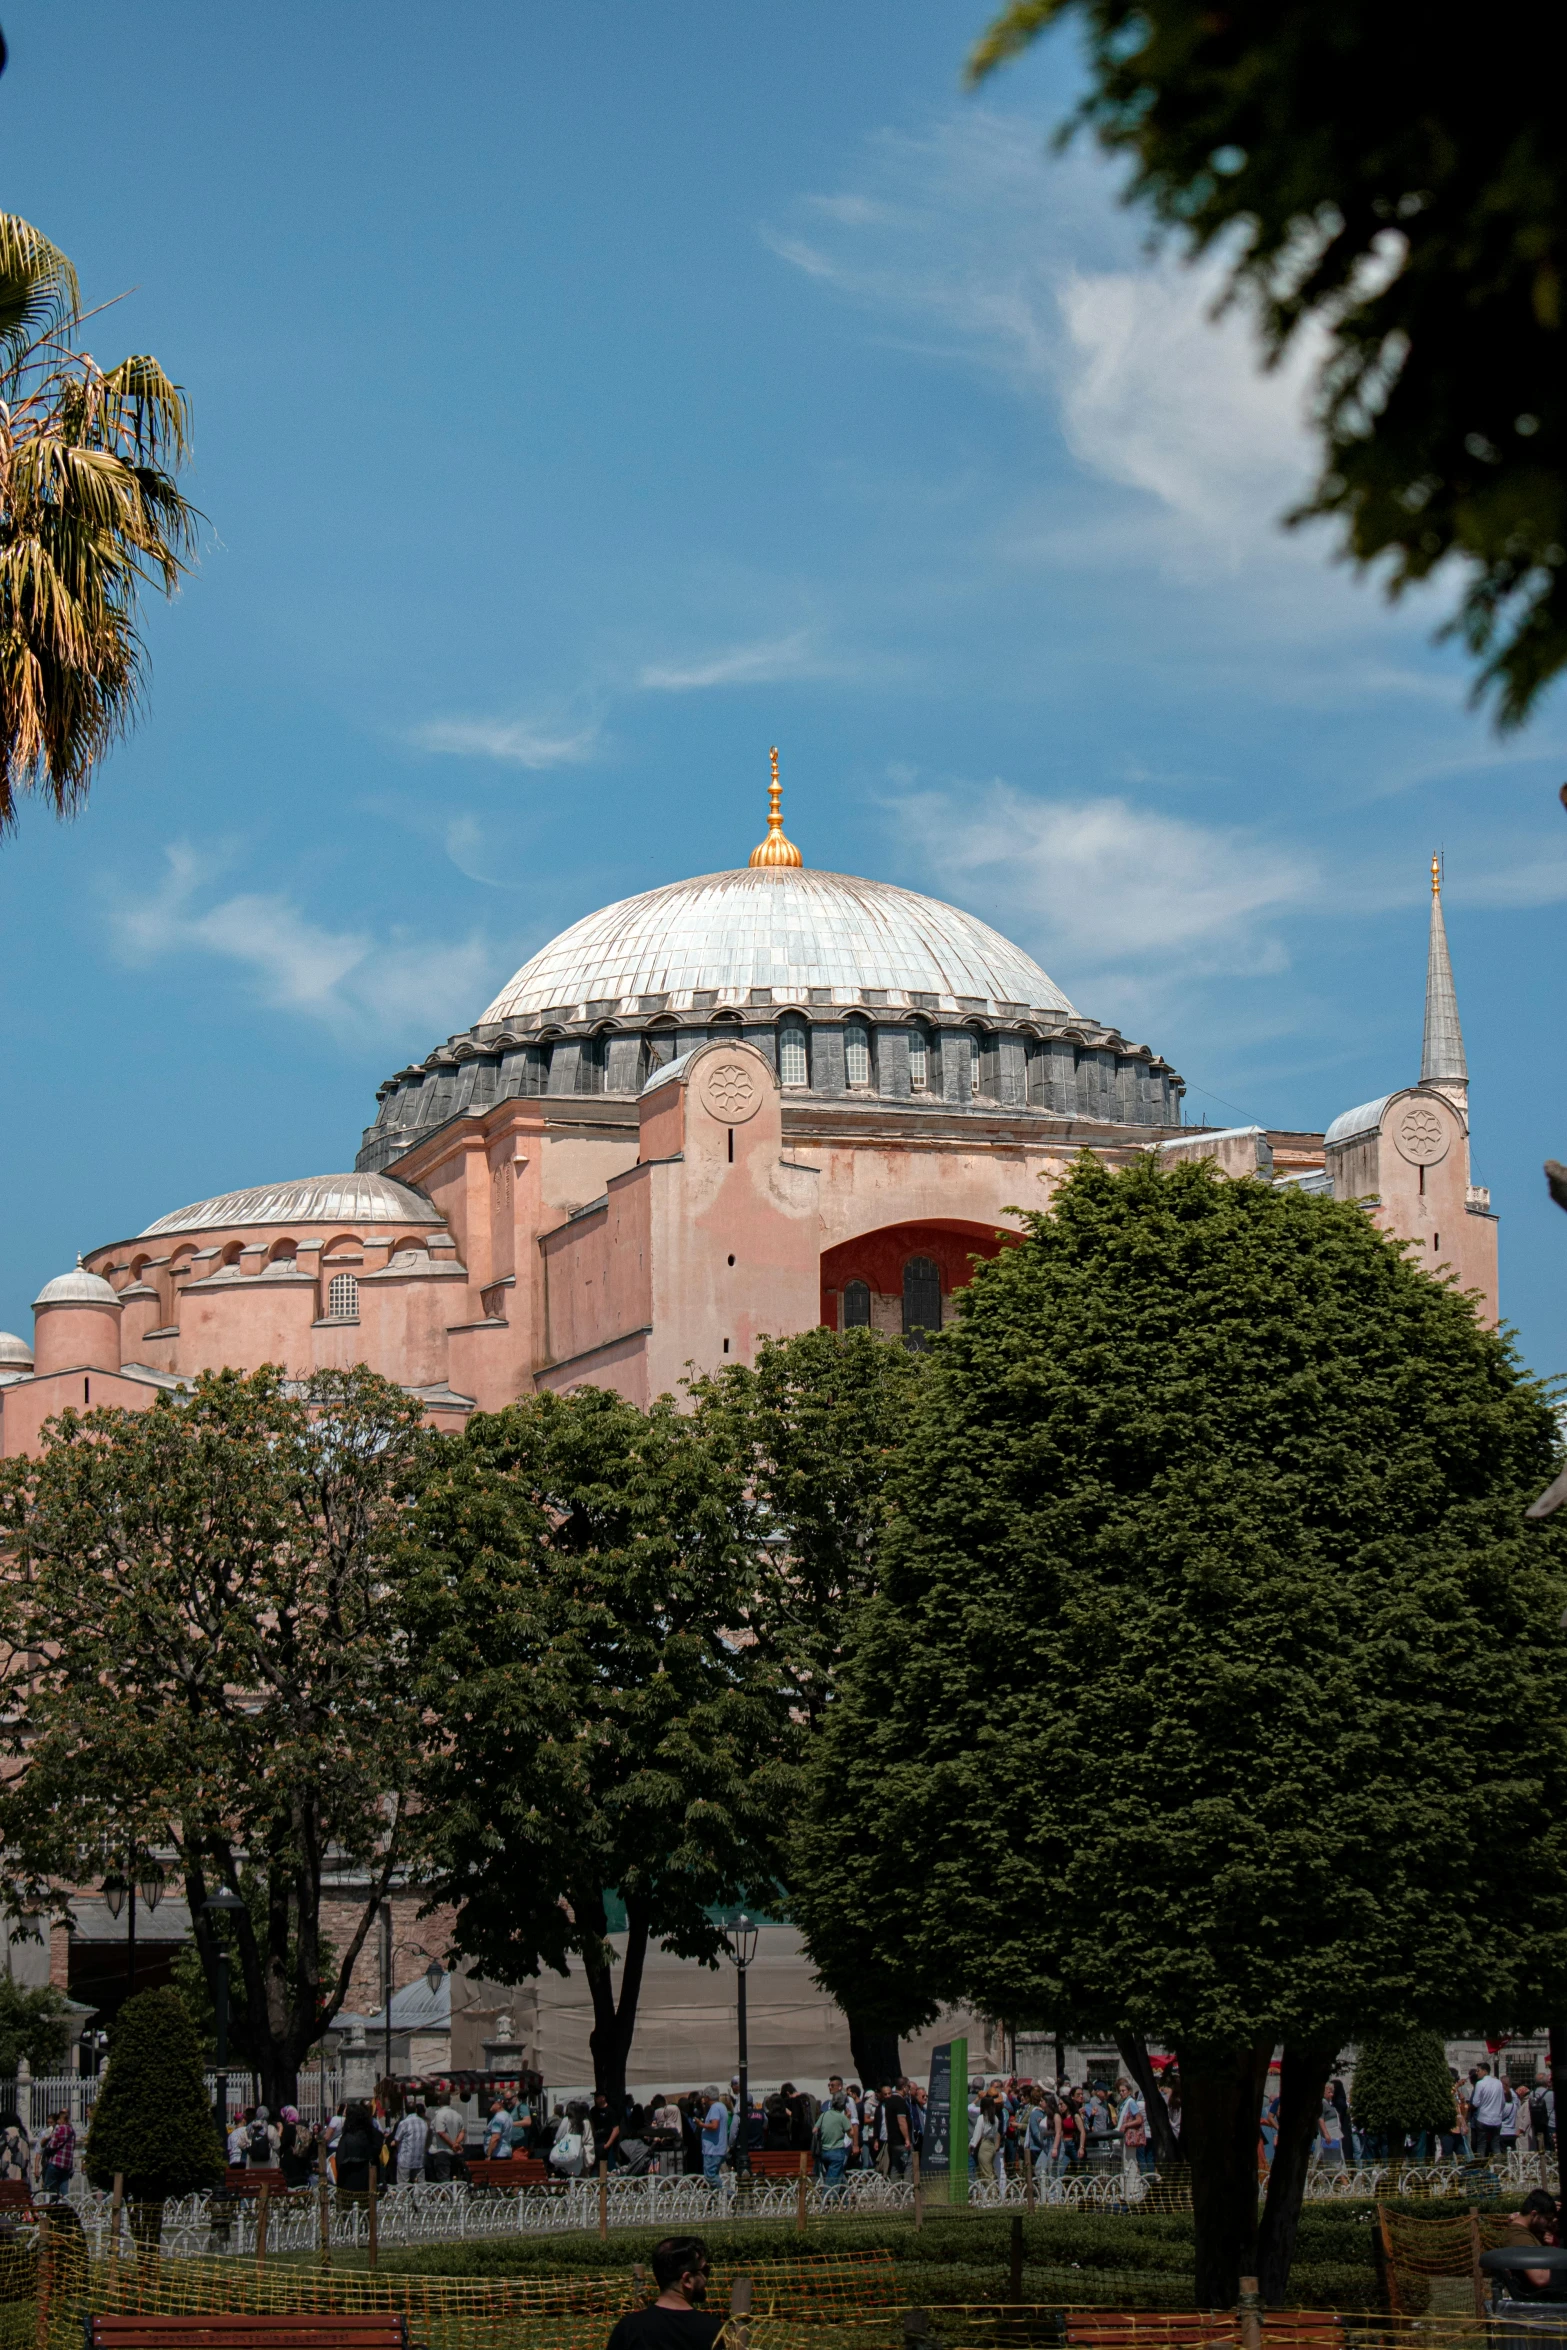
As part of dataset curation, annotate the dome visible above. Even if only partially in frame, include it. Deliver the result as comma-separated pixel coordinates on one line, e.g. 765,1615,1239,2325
0,1332,33,1366
479,867,1074,1026
140,1172,443,1238
35,1265,120,1309
1324,1095,1392,1149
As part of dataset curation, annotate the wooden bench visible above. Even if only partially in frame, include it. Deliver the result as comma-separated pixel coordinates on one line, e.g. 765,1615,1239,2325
218,2169,288,2200
87,2320,412,2350
461,2156,550,2188
744,2150,809,2179
0,2182,34,2220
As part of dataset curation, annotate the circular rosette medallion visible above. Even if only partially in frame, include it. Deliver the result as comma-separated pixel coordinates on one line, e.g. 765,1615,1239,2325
1393,1101,1449,1166
698,1056,763,1124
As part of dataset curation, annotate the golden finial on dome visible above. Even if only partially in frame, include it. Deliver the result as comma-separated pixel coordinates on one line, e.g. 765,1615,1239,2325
1431,848,1442,898
749,745,803,869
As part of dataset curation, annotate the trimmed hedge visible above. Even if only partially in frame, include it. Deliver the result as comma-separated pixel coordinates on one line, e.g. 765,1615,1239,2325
362,2200,1392,2306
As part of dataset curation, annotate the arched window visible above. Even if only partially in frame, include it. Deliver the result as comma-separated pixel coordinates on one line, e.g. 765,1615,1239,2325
907,1026,929,1092
842,1279,871,1330
327,1272,359,1321
902,1256,942,1343
778,1020,809,1087
844,1021,871,1089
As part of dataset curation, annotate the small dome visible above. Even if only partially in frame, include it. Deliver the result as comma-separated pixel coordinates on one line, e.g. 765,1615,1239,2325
1324,1095,1392,1149
0,1331,33,1366
34,1264,120,1310
140,1172,443,1238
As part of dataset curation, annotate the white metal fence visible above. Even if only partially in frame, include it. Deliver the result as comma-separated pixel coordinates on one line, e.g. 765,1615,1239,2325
2,2069,347,2134
24,2145,1558,2261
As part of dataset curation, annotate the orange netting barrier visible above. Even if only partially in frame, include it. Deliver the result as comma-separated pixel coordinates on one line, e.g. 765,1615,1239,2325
1375,2202,1521,2317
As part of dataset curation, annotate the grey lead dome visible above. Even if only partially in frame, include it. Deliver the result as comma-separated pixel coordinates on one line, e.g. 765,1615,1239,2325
140,1173,443,1238
481,866,1075,1024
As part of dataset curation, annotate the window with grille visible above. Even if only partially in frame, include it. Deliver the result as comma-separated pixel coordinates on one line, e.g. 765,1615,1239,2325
908,1027,928,1091
844,1022,871,1088
968,1035,981,1095
778,1021,809,1086
903,1256,942,1343
327,1272,359,1320
842,1279,871,1329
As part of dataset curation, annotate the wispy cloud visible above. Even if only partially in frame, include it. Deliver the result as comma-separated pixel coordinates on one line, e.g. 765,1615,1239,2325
637,630,833,692
895,781,1316,987
765,111,1320,572
110,843,495,1041
410,715,601,767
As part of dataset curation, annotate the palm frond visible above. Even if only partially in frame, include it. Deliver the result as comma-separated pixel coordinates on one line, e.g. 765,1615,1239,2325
0,217,79,383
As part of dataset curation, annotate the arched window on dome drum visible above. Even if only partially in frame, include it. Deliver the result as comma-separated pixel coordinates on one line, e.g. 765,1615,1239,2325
842,1279,871,1330
327,1272,359,1321
844,1020,872,1089
778,1019,809,1087
902,1256,941,1346
907,1026,929,1092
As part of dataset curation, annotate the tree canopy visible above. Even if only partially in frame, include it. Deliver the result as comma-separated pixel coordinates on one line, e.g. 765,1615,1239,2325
969,0,1567,726
690,1325,930,2084
403,1384,797,2107
1349,2032,1457,2144
792,1155,1567,2303
0,215,198,828
0,1365,435,2106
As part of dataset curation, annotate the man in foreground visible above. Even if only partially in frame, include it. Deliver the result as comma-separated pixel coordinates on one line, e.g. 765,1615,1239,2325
605,2236,722,2349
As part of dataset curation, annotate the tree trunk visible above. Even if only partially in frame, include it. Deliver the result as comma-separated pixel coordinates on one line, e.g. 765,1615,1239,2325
1116,2033,1183,2168
847,2013,902,2091
1176,2040,1273,2309
582,1901,651,2108
1257,2039,1338,2307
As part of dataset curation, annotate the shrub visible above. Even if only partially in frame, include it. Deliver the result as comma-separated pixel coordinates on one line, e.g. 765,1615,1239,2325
83,1987,223,2204
1350,2035,1458,2140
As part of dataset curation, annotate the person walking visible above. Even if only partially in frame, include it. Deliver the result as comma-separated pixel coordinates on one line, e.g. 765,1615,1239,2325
1054,2091,1085,2180
332,2101,380,2198
700,2086,730,2186
1316,2088,1345,2168
971,2091,1001,2192
279,2107,314,2189
815,2092,851,2198
1471,2064,1507,2157
426,2092,465,2182
38,2110,74,2198
393,2101,429,2186
1119,2084,1153,2177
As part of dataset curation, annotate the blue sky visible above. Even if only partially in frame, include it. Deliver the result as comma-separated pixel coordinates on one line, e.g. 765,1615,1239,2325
1,2,1564,1371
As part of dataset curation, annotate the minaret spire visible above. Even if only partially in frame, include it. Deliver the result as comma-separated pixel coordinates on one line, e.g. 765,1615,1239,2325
1421,850,1468,1098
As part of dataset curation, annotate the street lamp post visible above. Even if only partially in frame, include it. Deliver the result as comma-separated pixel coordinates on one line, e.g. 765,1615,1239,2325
203,1886,246,2150
380,1921,447,2094
722,1914,759,2183
103,1857,164,2002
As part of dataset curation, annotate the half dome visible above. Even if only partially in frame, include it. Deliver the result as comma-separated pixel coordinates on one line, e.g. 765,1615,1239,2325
480,867,1073,1026
140,1172,443,1238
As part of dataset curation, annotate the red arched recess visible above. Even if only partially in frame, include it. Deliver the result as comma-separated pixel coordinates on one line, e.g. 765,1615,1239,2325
819,1218,1022,1330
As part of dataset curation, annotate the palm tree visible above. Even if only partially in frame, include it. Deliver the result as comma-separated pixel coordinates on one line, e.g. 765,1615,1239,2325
0,215,197,832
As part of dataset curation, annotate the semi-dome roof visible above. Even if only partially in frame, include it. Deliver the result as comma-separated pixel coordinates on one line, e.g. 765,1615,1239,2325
479,867,1074,1026
140,1172,443,1238
35,1264,120,1309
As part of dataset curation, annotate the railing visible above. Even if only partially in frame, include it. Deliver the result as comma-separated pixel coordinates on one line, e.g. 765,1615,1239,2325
29,2145,1558,2260
2,2068,345,2134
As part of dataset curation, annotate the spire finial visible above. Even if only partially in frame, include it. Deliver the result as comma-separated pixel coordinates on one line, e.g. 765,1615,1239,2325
1422,851,1468,1090
748,744,802,869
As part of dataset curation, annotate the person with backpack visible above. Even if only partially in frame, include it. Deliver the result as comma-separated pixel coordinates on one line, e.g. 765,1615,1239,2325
550,2102,589,2178
246,2105,277,2167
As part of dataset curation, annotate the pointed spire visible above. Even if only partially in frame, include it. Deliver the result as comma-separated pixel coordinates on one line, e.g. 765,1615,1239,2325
1421,851,1468,1086
748,746,802,869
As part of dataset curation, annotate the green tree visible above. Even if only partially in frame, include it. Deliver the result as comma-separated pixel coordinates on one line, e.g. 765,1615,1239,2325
0,1979,71,2073
403,1385,796,2109
968,2,1567,726
690,1326,927,2085
0,216,197,828
83,1986,222,2211
791,1156,1567,2307
0,1366,435,2109
1349,2033,1458,2155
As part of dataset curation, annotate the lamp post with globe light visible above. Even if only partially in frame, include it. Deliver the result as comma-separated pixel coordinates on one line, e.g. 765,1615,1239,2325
101,1855,165,2002
722,1913,759,2185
